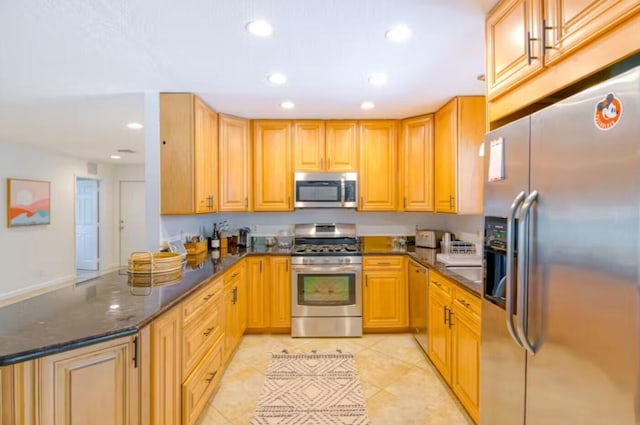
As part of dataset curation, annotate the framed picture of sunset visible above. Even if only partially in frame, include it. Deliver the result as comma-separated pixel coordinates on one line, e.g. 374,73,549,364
7,178,51,227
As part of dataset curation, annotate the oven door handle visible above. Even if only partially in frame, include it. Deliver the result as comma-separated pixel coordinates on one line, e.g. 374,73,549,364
291,266,361,273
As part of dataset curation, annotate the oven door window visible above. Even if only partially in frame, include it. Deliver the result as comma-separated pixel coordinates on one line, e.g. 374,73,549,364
296,181,341,202
297,273,356,306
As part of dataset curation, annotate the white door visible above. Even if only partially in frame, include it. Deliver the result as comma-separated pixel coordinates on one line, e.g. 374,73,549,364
76,178,99,270
120,181,146,266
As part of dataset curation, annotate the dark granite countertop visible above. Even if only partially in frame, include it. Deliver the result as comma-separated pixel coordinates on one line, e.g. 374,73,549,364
0,244,480,366
362,246,482,296
0,247,290,366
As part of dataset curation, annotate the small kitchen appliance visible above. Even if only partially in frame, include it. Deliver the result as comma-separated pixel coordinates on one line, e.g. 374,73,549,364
415,229,444,248
290,223,362,337
237,227,250,248
293,172,357,208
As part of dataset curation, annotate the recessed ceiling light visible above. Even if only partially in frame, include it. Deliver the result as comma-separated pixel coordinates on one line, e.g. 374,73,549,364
126,122,143,129
267,73,287,85
281,101,295,109
361,101,375,110
109,304,120,310
368,73,388,86
110,155,121,159
385,25,411,42
246,20,273,37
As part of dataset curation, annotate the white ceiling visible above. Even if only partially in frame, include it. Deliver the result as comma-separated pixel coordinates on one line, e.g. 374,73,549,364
0,0,497,165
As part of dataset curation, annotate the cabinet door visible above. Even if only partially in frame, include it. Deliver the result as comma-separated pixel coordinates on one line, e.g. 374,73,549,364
246,257,268,330
486,0,543,99
160,93,195,214
270,257,291,329
402,115,435,211
194,98,217,214
544,0,640,64
39,336,138,425
363,270,407,328
224,286,237,362
451,310,481,423
293,121,325,171
359,121,398,211
219,114,250,211
253,121,293,211
428,291,452,383
435,98,458,213
150,307,182,425
326,121,358,172
236,263,248,336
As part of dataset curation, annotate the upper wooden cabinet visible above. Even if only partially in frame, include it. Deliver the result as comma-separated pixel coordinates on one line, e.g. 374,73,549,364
219,114,251,212
486,0,543,99
486,0,640,124
253,120,293,211
544,0,640,64
401,115,435,212
293,121,325,171
160,93,218,215
359,121,399,211
434,97,485,215
293,120,358,172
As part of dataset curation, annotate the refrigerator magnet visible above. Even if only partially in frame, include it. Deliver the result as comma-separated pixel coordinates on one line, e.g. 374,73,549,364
594,92,623,131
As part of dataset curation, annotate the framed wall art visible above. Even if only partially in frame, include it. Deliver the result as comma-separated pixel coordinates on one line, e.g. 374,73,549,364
7,178,51,227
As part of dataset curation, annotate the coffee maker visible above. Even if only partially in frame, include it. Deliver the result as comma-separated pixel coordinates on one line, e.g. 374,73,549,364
238,227,251,247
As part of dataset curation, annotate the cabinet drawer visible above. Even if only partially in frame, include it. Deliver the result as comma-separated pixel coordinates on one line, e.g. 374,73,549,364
182,336,224,425
429,275,452,298
223,264,243,287
182,277,223,326
363,256,404,269
183,301,224,377
452,287,481,319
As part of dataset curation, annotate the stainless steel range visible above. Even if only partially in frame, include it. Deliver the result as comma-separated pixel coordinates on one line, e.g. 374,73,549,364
291,223,362,337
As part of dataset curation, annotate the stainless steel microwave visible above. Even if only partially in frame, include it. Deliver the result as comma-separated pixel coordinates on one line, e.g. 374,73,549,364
294,172,358,208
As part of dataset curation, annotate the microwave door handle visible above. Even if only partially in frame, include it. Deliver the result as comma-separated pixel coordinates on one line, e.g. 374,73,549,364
341,177,345,207
506,191,526,348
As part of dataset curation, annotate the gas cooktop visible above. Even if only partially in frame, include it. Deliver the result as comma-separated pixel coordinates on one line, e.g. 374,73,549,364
292,223,361,257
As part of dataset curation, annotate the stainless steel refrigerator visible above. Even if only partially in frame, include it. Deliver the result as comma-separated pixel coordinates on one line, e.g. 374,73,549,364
480,65,640,425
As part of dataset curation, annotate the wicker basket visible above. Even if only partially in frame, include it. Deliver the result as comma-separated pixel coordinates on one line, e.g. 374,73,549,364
127,251,183,274
184,240,207,255
127,269,182,287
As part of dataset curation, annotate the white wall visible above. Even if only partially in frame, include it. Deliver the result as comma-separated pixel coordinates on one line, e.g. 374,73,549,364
0,142,126,300
160,211,482,245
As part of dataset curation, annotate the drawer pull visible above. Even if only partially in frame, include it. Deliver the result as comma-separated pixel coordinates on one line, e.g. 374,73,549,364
231,272,239,279
431,280,441,287
203,294,213,301
204,371,217,384
203,327,215,336
376,262,391,265
457,298,471,308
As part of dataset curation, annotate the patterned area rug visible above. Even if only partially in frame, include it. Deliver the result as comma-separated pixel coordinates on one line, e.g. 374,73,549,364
251,351,371,424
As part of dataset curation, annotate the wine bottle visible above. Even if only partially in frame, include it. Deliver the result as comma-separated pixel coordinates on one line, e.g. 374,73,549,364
210,223,220,250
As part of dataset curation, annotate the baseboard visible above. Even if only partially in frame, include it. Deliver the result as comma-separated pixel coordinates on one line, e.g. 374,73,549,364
0,274,76,307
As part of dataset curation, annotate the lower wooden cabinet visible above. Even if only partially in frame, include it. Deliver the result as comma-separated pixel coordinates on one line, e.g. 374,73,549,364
362,256,408,329
427,269,481,423
39,336,139,425
246,256,269,331
149,306,182,425
270,257,291,330
182,335,224,425
224,262,247,361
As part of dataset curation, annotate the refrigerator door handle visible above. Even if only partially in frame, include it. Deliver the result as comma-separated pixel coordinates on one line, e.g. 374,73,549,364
506,191,526,348
516,190,538,355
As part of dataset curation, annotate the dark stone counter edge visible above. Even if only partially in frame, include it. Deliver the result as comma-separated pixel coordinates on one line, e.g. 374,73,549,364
0,248,478,366
0,328,138,367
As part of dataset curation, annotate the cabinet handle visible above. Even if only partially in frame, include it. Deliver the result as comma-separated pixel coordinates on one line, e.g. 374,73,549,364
245,197,248,208
205,371,217,384
448,309,454,328
360,197,363,209
203,327,215,336
527,31,539,65
443,306,448,324
377,262,391,265
320,158,324,169
288,196,291,208
541,19,555,52
328,158,331,169
203,294,213,301
365,276,368,288
457,298,470,308
432,280,441,287
260,260,262,273
404,197,406,209
231,272,238,278
233,286,238,304
133,336,138,369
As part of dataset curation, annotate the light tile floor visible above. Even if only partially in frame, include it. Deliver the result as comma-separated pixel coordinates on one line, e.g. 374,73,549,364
197,333,474,425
